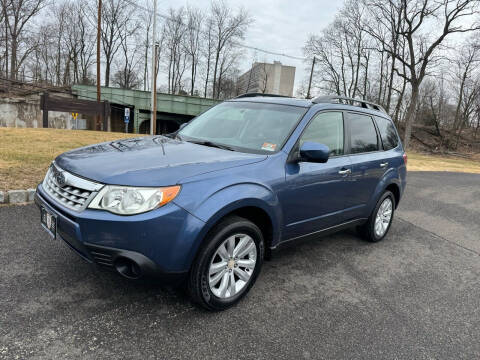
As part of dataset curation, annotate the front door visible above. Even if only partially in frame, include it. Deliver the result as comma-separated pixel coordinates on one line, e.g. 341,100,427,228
281,111,351,240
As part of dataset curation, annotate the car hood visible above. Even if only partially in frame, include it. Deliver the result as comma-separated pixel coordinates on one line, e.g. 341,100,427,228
55,136,267,186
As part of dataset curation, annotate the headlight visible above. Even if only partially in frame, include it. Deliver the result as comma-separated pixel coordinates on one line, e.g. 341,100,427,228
88,185,181,215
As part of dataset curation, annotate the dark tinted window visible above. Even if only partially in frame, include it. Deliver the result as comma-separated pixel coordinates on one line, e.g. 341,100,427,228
300,112,344,156
375,116,399,150
348,113,378,154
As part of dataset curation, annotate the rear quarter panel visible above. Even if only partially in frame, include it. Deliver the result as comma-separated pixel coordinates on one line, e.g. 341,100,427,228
365,147,406,216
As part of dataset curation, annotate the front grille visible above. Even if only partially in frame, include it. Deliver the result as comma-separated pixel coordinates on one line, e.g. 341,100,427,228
43,163,104,211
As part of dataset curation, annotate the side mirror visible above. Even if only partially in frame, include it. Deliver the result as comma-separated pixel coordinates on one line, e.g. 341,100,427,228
299,142,330,163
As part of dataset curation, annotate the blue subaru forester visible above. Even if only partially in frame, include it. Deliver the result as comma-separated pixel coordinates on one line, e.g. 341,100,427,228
36,94,407,311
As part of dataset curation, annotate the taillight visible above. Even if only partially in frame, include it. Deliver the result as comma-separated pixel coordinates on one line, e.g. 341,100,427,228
403,153,408,166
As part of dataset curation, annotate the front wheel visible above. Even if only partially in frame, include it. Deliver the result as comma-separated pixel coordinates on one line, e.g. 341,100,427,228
358,191,395,242
188,216,264,311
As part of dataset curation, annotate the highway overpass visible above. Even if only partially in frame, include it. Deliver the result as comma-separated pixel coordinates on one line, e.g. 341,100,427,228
72,85,221,134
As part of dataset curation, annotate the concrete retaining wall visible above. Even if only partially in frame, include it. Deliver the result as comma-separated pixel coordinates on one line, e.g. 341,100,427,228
0,94,86,129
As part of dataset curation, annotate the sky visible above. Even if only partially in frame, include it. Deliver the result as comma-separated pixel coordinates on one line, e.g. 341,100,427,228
153,0,343,93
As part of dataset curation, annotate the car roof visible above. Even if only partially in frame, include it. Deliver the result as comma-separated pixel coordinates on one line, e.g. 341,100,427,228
228,95,390,118
228,96,312,108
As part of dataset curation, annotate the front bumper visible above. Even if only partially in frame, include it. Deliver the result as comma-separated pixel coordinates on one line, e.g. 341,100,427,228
35,184,205,281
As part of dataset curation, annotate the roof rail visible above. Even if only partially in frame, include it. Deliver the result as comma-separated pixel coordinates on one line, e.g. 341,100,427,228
311,95,386,113
235,92,290,99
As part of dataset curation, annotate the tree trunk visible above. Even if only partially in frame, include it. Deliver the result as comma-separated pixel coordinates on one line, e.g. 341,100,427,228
4,18,8,77
143,43,149,91
105,59,110,87
10,37,17,79
453,73,467,130
212,48,220,99
204,52,211,97
403,82,419,150
386,55,396,113
377,51,384,104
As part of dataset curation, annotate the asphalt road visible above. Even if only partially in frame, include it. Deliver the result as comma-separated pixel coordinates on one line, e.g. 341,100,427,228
1,171,479,359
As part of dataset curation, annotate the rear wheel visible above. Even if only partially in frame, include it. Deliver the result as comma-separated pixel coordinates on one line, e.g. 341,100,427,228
188,216,264,311
358,191,395,242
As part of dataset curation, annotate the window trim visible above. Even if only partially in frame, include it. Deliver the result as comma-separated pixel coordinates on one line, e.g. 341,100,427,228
345,111,382,156
288,110,347,162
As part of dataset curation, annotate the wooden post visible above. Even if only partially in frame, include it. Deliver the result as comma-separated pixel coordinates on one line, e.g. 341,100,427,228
306,57,316,99
150,0,157,135
103,101,109,131
96,0,102,130
152,43,158,135
41,92,49,128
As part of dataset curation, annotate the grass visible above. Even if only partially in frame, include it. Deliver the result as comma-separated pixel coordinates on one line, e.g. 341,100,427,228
407,152,480,174
0,128,137,191
0,127,479,191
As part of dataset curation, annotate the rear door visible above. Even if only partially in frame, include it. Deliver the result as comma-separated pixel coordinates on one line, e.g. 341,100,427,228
343,112,386,221
282,111,352,240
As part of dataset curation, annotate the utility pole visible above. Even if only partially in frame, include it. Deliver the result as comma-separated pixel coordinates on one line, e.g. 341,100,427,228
96,0,102,130
306,57,316,99
150,0,157,135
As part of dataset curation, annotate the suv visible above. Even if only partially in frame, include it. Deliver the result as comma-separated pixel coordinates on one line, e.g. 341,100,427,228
35,94,407,311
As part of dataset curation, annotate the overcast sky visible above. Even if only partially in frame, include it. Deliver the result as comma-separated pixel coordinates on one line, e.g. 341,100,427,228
155,0,342,93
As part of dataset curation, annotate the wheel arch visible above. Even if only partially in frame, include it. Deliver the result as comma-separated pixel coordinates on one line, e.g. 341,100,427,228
186,198,280,270
385,182,400,208
367,170,403,215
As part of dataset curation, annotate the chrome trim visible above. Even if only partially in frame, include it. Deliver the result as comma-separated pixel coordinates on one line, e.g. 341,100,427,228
42,162,104,211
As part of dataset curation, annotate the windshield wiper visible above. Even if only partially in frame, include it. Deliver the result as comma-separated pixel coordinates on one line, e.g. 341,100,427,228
188,140,235,151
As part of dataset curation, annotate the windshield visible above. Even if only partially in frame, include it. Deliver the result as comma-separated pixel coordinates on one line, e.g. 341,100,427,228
178,101,306,154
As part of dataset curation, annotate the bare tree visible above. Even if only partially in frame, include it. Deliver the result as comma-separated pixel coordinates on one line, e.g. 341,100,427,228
162,7,187,94
1,0,47,79
202,17,214,97
113,9,141,89
209,0,251,99
97,0,132,87
304,2,370,99
185,7,203,96
364,0,480,149
451,39,480,131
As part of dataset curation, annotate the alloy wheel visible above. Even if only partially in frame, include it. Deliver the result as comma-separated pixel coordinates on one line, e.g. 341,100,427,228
374,197,393,237
208,233,257,299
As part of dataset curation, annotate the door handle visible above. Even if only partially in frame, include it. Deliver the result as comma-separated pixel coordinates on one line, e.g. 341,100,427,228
380,162,389,168
338,168,351,175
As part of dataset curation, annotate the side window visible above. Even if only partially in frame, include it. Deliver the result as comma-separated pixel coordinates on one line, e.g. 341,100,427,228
300,112,344,156
347,113,379,154
374,116,399,150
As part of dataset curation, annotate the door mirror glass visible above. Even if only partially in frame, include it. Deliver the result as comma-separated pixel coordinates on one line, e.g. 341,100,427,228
299,142,330,163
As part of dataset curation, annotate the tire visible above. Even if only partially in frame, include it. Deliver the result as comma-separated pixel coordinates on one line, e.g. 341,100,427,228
358,190,395,242
188,215,265,311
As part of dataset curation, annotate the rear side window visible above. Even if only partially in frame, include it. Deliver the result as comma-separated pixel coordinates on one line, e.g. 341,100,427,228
347,113,379,154
300,112,344,156
375,116,399,150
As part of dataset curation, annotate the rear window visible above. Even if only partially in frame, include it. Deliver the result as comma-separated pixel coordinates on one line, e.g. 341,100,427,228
375,116,399,150
347,113,379,154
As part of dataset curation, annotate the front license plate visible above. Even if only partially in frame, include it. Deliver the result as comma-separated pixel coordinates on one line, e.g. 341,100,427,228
41,207,57,239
